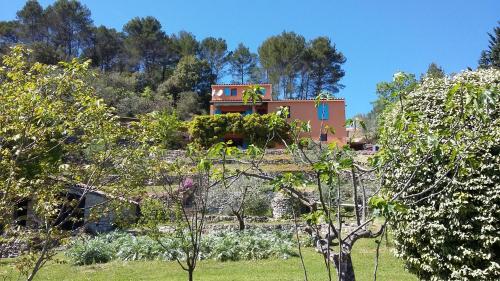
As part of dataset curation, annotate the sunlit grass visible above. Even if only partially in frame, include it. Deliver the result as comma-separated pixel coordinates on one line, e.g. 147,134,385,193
0,238,415,281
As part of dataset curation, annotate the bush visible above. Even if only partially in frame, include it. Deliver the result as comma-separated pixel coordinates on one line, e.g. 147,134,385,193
66,237,114,265
188,113,290,148
377,69,500,280
136,110,187,149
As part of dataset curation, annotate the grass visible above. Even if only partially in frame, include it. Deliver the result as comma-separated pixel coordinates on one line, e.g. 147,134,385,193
0,238,416,281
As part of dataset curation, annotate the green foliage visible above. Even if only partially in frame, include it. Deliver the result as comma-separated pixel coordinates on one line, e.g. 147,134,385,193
199,37,229,82
188,113,291,148
66,237,114,265
242,85,264,105
361,71,418,141
229,43,257,83
423,62,445,79
135,110,186,149
162,55,212,97
478,21,500,69
123,16,168,74
171,31,199,57
45,0,94,58
0,46,146,279
307,37,346,94
176,91,205,120
66,230,296,265
258,31,306,98
243,193,272,216
368,196,406,218
377,68,500,280
202,230,296,261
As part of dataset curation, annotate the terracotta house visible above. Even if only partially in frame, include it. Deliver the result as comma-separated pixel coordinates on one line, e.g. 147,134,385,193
209,84,347,145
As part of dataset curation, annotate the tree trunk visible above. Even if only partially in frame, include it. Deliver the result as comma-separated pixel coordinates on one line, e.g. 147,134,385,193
188,268,194,281
235,213,245,231
333,252,356,281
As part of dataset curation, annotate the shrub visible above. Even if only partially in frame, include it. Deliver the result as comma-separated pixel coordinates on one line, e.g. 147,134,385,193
136,110,187,149
377,69,500,280
188,113,291,148
66,237,114,265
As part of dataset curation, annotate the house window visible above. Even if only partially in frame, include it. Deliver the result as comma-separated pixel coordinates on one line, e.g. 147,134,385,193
230,88,237,96
320,133,328,142
224,87,231,96
261,87,266,96
214,107,221,114
317,104,329,120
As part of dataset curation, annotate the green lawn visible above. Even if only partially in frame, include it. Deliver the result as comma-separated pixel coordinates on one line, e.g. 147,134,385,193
0,238,415,281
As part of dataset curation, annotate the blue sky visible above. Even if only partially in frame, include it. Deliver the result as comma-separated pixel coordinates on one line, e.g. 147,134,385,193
1,0,499,117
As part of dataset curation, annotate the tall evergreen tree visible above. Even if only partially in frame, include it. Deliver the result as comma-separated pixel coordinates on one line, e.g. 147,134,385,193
123,16,168,74
258,31,306,99
229,43,256,84
423,62,445,79
308,36,345,95
45,0,94,58
478,21,500,69
16,0,46,43
172,31,199,58
199,37,229,83
84,26,124,71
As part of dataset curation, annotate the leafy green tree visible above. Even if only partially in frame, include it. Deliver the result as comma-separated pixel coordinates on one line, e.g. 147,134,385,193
161,55,212,104
229,43,257,84
258,31,306,98
199,37,229,82
0,46,143,281
377,68,500,280
45,0,94,58
308,37,346,96
364,72,417,139
478,21,500,68
16,0,47,43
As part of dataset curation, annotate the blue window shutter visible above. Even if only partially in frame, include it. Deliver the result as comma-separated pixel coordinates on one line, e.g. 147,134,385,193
215,107,221,114
231,88,237,96
317,104,329,120
261,88,266,96
224,87,230,96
